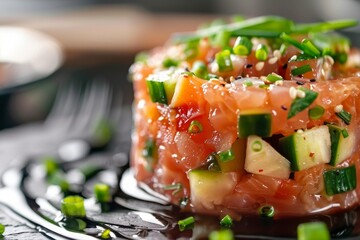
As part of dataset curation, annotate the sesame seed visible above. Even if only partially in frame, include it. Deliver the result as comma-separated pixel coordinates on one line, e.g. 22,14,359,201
236,76,242,80
334,104,343,113
268,57,278,65
211,63,219,72
282,63,288,69
289,87,297,99
296,81,305,85
225,83,231,89
275,80,284,86
273,50,281,59
245,64,253,69
297,129,304,134
218,77,225,82
281,105,287,110
230,76,235,82
255,62,265,71
296,89,306,98
310,78,316,82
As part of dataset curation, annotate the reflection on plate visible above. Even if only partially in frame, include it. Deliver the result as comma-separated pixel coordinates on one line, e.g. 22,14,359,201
0,26,62,93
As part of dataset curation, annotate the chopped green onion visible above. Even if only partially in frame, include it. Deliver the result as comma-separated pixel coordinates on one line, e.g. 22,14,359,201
61,195,86,218
43,157,59,176
0,223,4,235
214,30,231,49
255,44,268,61
335,52,348,64
209,229,234,240
323,165,357,196
308,105,325,120
266,73,283,83
292,19,358,34
184,40,199,60
335,109,352,125
47,171,69,192
251,140,262,152
61,218,87,231
146,79,167,104
220,215,233,228
163,183,182,195
258,205,275,218
217,149,235,162
188,120,203,134
191,61,208,79
134,52,149,63
162,58,178,68
297,222,330,240
178,216,195,231
341,129,349,138
94,183,111,203
101,229,111,239
243,80,253,87
301,39,321,57
288,87,318,119
233,36,253,56
291,64,312,76
215,50,233,72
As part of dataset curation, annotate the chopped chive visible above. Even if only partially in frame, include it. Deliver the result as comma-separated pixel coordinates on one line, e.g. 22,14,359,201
255,44,268,61
178,216,195,231
214,30,231,49
47,171,69,192
134,52,149,63
0,223,4,235
251,140,262,152
215,50,233,72
233,36,253,56
291,64,312,76
220,215,233,228
297,222,330,240
162,58,178,68
188,120,203,134
217,149,235,162
335,109,352,125
94,183,111,203
288,87,318,119
335,52,348,64
163,183,182,195
101,229,111,239
308,105,325,120
301,39,321,57
209,229,234,240
243,80,253,87
43,157,59,176
184,40,200,60
61,195,86,218
61,218,87,231
266,73,283,83
191,61,208,79
341,129,349,138
258,205,275,218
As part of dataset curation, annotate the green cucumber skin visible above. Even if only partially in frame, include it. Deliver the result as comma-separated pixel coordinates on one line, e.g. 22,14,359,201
238,113,272,138
323,165,357,196
146,80,168,104
279,135,300,171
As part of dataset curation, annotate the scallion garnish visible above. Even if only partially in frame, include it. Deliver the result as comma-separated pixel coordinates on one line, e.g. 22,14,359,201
214,30,231,49
281,33,321,58
233,36,253,56
209,229,234,240
188,120,203,134
0,223,4,235
191,61,208,79
297,222,330,240
243,80,253,87
255,44,268,61
47,171,69,192
134,52,149,63
43,157,59,176
335,109,352,125
216,50,233,72
184,39,199,60
308,105,325,120
266,73,283,83
61,195,86,218
220,215,233,228
101,229,111,239
335,52,348,64
94,183,111,203
291,64,312,76
258,205,275,218
288,87,318,119
341,129,349,138
178,216,195,231
217,149,235,162
162,58,178,68
251,140,262,152
163,183,182,195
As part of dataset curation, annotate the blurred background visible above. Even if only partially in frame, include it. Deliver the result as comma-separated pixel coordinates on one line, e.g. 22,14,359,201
0,0,359,130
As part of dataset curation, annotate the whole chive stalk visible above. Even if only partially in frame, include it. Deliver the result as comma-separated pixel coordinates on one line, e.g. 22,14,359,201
291,64,312,76
178,216,195,231
255,44,268,61
217,149,235,162
216,50,233,72
292,19,358,34
220,215,233,228
233,36,253,56
191,61,208,79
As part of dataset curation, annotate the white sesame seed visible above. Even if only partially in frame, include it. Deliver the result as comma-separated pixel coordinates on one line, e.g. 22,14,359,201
289,87,297,99
274,80,284,86
230,76,235,82
255,61,265,71
297,129,304,134
296,89,306,98
225,83,231,89
218,77,225,82
334,104,343,113
211,63,219,73
273,50,281,59
268,57,278,65
289,55,297,62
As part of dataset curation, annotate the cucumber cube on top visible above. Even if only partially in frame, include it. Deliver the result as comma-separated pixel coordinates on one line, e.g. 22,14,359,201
238,110,272,138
